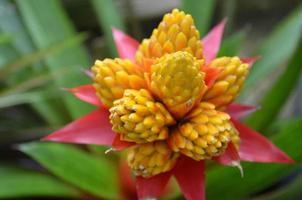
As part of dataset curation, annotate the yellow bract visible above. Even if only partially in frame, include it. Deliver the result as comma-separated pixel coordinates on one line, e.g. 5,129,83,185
135,9,203,65
92,58,147,107
109,89,175,143
203,57,249,109
127,141,179,177
168,102,235,161
91,9,248,178
150,51,206,119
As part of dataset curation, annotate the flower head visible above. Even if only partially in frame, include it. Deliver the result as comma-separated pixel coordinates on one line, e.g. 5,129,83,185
44,9,293,200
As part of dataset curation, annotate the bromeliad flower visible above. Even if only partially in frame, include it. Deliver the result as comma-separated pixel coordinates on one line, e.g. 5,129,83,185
43,9,293,200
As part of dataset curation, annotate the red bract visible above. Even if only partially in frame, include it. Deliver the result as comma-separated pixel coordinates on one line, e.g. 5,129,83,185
202,19,227,64
226,103,258,120
43,20,293,200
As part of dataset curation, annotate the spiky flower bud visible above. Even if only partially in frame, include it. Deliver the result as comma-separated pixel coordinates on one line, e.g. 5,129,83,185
92,58,147,107
203,57,249,109
150,51,206,119
109,89,175,143
168,102,235,161
127,141,179,178
136,9,204,65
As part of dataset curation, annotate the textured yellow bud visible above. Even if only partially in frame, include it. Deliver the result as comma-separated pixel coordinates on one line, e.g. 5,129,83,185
135,9,204,65
127,141,179,177
203,57,249,109
150,51,206,119
92,59,147,107
109,89,175,143
168,102,236,161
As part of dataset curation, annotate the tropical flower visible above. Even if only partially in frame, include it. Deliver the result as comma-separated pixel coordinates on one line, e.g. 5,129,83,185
43,9,293,200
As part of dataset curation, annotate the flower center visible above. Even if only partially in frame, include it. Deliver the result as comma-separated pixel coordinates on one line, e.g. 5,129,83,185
150,51,206,119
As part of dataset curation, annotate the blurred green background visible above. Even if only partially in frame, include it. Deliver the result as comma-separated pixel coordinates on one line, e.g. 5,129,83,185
0,0,302,199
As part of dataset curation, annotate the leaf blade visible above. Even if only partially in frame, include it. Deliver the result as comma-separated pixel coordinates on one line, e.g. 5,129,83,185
91,0,126,57
245,37,302,131
16,0,93,118
207,117,302,200
19,142,119,199
0,164,79,199
242,4,302,95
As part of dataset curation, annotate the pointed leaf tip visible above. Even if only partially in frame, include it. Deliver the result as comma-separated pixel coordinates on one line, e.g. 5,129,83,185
173,156,205,200
214,143,244,177
214,142,240,165
112,28,139,60
232,119,294,164
226,103,259,119
43,108,115,146
81,68,93,78
66,85,101,107
241,56,261,68
136,172,172,199
202,19,227,64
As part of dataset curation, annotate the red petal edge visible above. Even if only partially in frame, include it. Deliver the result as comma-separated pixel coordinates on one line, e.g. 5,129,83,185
42,108,115,146
112,135,134,151
214,142,243,176
202,19,227,64
202,66,221,88
241,56,260,68
65,84,101,107
232,118,294,164
226,103,259,119
173,156,205,200
136,171,172,199
214,142,240,166
112,28,139,60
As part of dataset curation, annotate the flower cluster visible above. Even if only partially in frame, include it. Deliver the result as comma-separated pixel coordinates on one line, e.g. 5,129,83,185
44,9,293,200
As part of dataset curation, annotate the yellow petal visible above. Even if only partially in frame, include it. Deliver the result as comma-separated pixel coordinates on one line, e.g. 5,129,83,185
109,89,175,144
127,141,179,177
150,51,206,119
168,102,239,161
135,9,204,65
203,57,249,109
92,59,147,107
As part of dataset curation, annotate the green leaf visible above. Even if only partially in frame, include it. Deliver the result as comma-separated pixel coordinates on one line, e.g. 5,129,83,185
257,173,302,200
0,0,67,126
0,0,40,56
20,142,119,199
0,34,11,45
241,4,302,96
245,37,302,131
207,117,302,200
1,67,70,95
0,163,79,199
218,30,246,57
220,0,236,34
0,33,87,79
0,0,41,82
0,42,18,67
0,90,57,108
16,0,93,119
181,0,216,36
91,0,126,57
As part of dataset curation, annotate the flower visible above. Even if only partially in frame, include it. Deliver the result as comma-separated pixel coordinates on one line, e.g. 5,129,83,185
43,9,293,200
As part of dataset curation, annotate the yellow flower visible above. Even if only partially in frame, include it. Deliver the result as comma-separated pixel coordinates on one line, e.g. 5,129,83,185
92,9,248,177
